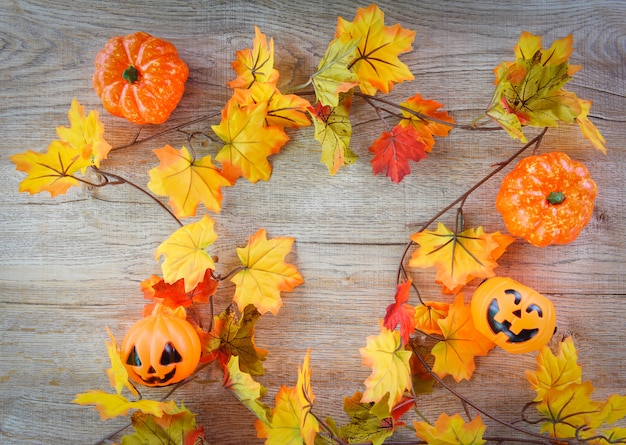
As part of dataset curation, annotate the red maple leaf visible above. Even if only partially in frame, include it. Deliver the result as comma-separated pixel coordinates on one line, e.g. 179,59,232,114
370,124,427,183
141,269,218,316
383,279,416,345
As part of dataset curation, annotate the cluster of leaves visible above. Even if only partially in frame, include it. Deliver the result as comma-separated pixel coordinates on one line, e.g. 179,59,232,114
10,2,618,445
304,3,455,180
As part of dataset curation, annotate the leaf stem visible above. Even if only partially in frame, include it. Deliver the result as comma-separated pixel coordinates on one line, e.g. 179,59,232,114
354,92,502,131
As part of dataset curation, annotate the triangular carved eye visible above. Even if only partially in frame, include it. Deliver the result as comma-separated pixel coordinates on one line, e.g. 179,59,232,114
126,346,142,367
160,342,182,365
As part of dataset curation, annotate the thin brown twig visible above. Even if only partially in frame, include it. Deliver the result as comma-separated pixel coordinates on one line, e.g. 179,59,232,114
90,167,183,227
396,127,548,286
111,111,222,151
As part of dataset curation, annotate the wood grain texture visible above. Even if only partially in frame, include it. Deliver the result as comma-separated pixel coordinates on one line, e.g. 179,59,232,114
1,0,625,443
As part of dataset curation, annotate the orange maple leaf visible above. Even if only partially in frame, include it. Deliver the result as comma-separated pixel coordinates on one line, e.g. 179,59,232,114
231,229,303,315
370,124,428,183
228,26,279,89
409,222,515,293
399,93,455,152
431,294,495,382
383,279,416,344
147,144,231,217
154,215,217,292
414,301,449,336
414,413,487,445
212,100,289,183
336,3,415,95
360,320,413,411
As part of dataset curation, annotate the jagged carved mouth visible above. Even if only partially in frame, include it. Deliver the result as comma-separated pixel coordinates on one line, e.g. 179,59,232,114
487,298,539,343
140,367,177,385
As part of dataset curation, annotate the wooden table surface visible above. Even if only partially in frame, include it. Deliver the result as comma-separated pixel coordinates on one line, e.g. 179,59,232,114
1,1,625,443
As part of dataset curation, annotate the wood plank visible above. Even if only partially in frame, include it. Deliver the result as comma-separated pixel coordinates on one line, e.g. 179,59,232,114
1,0,625,443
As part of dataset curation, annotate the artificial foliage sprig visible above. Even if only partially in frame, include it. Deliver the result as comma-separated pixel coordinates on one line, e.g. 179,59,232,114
10,3,620,444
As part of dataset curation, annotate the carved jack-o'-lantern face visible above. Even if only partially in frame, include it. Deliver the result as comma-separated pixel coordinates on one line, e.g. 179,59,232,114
120,305,201,386
471,277,556,354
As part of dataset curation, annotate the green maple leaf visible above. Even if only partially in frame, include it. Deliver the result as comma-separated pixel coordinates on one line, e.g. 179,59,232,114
309,92,356,175
310,34,360,107
120,402,203,445
337,392,395,445
223,355,271,425
487,52,581,141
211,304,268,376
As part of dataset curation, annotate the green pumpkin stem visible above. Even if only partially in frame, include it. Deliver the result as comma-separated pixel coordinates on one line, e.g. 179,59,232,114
547,191,566,205
122,66,139,84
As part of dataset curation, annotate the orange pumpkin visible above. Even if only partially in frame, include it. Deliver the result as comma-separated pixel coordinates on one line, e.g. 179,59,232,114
495,151,597,247
120,305,200,386
93,31,189,124
471,277,556,353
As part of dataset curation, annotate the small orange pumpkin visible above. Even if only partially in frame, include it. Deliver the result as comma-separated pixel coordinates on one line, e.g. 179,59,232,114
495,151,597,247
120,305,200,386
471,277,556,354
93,31,189,124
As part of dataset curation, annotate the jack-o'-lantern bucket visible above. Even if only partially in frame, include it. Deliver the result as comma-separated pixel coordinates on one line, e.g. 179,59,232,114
471,277,556,354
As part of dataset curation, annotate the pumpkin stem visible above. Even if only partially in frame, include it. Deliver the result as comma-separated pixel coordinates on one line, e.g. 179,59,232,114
547,191,566,205
122,65,139,84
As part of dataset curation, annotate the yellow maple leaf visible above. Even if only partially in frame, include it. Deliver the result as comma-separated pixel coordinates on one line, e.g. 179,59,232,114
223,355,271,426
228,25,279,89
525,336,582,402
431,294,495,382
537,381,603,438
399,93,455,152
230,82,311,128
147,144,231,217
414,413,486,445
104,326,138,397
514,31,580,75
576,99,607,154
212,100,289,183
255,351,319,445
155,215,217,292
310,33,361,107
309,92,357,175
56,97,112,168
360,320,412,411
296,349,320,445
11,140,90,197
231,229,303,315
72,391,166,420
409,223,514,293
336,3,415,95
255,385,304,445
